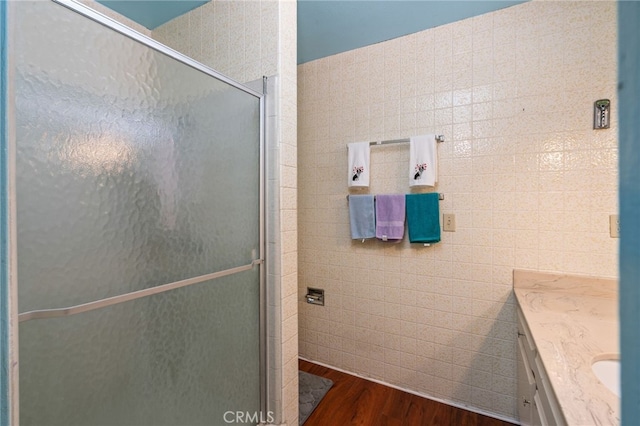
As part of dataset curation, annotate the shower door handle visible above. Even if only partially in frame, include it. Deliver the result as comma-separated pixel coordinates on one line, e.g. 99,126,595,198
18,259,263,322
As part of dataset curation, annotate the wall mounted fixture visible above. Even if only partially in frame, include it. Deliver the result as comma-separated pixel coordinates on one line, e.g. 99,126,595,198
346,135,445,150
305,288,325,306
594,99,611,129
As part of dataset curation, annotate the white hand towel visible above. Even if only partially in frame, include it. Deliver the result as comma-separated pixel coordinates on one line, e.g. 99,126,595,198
409,134,438,187
348,141,370,187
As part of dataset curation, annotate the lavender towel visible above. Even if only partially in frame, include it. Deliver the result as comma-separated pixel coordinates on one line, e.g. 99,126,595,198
375,194,405,241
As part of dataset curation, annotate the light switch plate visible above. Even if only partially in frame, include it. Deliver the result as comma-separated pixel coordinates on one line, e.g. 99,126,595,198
443,214,456,232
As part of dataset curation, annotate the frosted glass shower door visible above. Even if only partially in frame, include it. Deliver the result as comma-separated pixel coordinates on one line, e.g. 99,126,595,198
12,1,264,425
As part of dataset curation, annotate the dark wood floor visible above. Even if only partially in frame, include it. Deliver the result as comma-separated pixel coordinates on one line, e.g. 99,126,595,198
299,360,515,426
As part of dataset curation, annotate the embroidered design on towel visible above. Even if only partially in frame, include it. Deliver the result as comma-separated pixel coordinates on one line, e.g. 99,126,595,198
414,163,428,181
352,165,364,181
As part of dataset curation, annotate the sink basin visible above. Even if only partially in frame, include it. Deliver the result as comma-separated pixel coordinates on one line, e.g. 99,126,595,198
592,358,620,397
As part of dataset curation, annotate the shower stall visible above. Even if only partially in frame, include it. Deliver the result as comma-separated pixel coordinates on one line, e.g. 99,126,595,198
1,0,270,424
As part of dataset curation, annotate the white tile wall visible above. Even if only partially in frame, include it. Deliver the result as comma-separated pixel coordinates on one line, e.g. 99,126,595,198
298,1,617,420
153,1,298,425
152,0,279,83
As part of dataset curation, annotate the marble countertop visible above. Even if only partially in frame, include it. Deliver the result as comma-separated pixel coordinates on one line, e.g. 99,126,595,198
513,269,619,425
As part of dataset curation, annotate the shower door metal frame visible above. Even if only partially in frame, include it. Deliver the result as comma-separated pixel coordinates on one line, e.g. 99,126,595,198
4,0,268,422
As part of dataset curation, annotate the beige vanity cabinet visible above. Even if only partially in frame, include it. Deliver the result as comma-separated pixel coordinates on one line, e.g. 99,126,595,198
516,307,566,426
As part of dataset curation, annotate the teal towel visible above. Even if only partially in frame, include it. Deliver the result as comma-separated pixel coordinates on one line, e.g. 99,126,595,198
406,193,441,243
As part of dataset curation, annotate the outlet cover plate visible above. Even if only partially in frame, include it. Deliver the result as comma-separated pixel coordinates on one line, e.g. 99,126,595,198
610,214,620,238
443,214,456,232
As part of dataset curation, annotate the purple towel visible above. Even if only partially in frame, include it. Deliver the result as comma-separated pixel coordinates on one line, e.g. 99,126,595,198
375,194,405,241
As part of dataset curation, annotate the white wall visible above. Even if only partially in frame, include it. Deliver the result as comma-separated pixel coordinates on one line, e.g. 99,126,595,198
298,1,617,420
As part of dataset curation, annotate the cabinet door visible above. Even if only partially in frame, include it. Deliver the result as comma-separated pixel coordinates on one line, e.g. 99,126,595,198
535,354,567,426
517,335,536,425
533,391,549,426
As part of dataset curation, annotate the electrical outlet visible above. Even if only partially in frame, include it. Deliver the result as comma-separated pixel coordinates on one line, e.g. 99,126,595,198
609,214,620,238
443,214,456,232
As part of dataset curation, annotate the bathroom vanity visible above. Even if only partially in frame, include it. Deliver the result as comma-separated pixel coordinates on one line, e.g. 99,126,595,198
513,270,619,425
516,304,564,425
